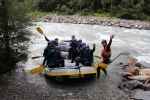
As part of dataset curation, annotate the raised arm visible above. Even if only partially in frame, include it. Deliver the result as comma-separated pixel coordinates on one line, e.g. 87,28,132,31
107,35,114,49
44,35,50,42
92,44,96,52
43,48,48,65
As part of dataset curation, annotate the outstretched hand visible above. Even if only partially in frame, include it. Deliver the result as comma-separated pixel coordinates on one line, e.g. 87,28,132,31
110,34,114,39
93,43,96,47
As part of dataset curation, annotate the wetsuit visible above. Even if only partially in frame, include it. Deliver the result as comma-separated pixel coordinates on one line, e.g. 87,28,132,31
88,44,96,66
69,39,78,63
53,48,64,67
101,47,111,64
43,46,56,67
43,46,64,68
76,44,95,66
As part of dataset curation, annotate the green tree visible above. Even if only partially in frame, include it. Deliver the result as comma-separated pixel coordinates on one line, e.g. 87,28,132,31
143,0,150,15
36,0,150,20
0,0,31,73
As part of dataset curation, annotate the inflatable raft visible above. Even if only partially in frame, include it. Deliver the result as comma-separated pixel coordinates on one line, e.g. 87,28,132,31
44,66,96,78
30,60,108,79
43,60,97,79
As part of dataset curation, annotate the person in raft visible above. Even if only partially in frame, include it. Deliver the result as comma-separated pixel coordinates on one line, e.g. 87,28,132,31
97,34,114,79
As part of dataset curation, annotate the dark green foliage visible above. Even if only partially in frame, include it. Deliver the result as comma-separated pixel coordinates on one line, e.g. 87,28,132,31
143,0,150,15
0,0,31,73
36,0,150,20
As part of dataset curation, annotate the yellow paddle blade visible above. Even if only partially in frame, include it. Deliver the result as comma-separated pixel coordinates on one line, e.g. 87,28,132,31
96,63,108,70
30,65,44,74
36,27,43,34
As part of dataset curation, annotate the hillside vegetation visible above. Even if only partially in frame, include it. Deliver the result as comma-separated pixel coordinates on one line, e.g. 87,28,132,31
33,0,150,20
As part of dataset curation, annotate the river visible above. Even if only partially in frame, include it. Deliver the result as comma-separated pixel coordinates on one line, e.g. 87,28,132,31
0,22,150,100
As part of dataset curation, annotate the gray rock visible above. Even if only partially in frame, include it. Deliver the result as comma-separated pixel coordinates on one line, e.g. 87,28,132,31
133,91,150,100
119,80,145,90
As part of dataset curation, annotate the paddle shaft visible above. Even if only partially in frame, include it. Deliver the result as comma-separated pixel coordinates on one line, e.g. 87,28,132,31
111,52,129,63
111,53,122,63
95,52,129,64
94,56,101,59
32,56,43,59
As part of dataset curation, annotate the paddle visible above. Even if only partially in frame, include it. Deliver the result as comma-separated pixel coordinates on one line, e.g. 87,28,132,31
36,27,44,35
30,65,44,74
32,56,43,59
30,27,47,60
111,52,130,63
30,58,64,74
29,27,48,74
94,56,101,59
95,52,130,64
36,27,49,41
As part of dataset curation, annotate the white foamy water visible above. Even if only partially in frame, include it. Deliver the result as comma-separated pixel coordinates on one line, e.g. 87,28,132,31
25,22,150,69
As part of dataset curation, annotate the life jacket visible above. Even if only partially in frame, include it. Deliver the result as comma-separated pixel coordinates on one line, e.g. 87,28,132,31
101,47,111,63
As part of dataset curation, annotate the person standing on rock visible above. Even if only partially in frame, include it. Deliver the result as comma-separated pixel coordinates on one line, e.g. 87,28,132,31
97,35,114,79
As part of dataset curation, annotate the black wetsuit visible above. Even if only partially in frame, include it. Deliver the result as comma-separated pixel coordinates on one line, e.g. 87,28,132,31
43,46,64,68
69,40,78,63
76,44,95,66
88,45,96,66
43,46,56,67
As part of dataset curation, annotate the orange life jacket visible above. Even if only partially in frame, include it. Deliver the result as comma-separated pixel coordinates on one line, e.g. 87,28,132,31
101,47,111,63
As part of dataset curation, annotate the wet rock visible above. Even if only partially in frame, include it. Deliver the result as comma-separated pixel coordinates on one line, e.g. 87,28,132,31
119,80,145,90
133,91,150,100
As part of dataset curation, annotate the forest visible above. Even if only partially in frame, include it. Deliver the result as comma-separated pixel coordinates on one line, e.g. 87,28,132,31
36,0,150,20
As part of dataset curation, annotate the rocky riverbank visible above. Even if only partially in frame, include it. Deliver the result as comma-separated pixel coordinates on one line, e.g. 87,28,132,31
35,15,150,30
119,57,150,100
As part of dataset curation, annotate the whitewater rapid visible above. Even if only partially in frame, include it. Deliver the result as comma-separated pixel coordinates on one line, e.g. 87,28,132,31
26,22,150,69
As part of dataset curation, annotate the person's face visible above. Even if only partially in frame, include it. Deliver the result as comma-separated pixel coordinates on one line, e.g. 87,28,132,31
48,42,54,48
48,43,52,47
55,39,58,43
102,41,107,47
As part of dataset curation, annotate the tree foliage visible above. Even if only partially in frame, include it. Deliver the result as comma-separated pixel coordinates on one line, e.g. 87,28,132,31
37,0,150,20
0,0,31,73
